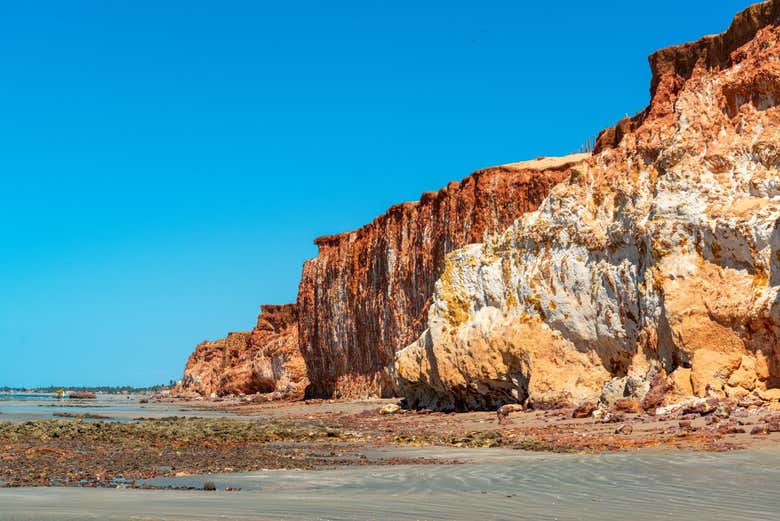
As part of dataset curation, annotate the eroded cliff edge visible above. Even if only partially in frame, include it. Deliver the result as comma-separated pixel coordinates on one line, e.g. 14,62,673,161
298,155,588,398
178,304,307,398
395,0,780,410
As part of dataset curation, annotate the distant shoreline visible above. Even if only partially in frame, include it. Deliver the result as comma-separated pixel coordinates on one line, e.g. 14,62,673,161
0,385,173,395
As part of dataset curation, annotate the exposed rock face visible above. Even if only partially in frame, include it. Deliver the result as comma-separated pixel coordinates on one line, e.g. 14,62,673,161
396,1,780,410
179,304,306,397
298,155,588,398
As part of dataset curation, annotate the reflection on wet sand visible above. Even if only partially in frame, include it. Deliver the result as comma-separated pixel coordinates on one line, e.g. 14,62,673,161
1,448,778,521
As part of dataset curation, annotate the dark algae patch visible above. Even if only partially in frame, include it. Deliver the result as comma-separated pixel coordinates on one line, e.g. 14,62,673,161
0,418,429,488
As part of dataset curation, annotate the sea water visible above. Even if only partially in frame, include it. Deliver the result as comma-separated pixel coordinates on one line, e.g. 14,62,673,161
0,393,241,422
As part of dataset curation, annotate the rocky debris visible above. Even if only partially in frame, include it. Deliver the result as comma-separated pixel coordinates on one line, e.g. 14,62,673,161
641,371,671,411
714,402,733,419
394,1,780,410
596,371,661,408
738,395,765,408
52,412,112,420
0,418,348,444
718,424,747,435
4,396,769,489
751,424,771,435
655,397,735,420
527,398,573,411
681,399,718,417
655,400,691,418
613,399,641,414
758,388,780,402
298,155,587,400
763,413,780,423
379,404,402,415
68,392,97,399
177,304,306,399
572,402,598,419
496,404,524,424
750,412,780,434
593,406,626,424
599,378,629,406
0,418,391,488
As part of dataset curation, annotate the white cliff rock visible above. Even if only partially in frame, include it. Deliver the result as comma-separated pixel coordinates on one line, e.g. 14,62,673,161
395,1,780,410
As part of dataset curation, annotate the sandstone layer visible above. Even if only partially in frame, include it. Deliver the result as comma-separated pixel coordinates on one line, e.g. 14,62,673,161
396,1,780,410
178,304,306,397
298,155,588,398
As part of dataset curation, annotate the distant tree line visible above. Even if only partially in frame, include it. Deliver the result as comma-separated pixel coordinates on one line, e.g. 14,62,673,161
0,380,178,394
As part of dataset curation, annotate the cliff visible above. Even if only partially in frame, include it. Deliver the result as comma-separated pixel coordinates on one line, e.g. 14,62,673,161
178,304,306,397
297,154,588,398
396,0,780,410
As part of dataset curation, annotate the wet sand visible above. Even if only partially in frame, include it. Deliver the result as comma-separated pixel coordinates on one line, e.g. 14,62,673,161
2,448,778,520
2,396,780,488
2,396,780,519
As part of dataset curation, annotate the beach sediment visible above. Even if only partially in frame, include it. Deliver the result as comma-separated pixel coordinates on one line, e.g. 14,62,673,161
2,397,779,488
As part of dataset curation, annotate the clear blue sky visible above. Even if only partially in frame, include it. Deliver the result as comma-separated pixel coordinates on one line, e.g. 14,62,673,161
0,0,750,387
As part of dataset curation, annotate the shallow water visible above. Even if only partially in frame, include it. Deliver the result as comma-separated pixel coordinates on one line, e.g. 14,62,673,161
1,447,778,521
0,393,249,422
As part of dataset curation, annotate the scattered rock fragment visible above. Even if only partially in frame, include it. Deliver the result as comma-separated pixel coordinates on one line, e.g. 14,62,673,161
379,404,402,415
613,399,641,414
751,424,769,435
572,402,598,419
718,425,746,435
758,389,780,402
738,395,764,408
682,399,717,417
496,404,524,424
641,372,669,412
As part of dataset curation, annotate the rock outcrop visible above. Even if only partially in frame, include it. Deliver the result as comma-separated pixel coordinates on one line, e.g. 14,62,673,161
179,304,307,397
298,155,588,398
395,1,780,410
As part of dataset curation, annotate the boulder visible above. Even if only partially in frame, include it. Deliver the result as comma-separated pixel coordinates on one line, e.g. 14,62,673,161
572,402,598,419
379,404,402,415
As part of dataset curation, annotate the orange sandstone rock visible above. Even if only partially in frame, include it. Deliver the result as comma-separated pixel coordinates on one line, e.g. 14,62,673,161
297,156,587,398
396,1,780,410
178,304,306,398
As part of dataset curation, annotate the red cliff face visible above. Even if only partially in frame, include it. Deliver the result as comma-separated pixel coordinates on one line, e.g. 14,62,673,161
594,0,780,154
394,0,780,410
297,155,589,398
178,2,780,406
179,304,306,397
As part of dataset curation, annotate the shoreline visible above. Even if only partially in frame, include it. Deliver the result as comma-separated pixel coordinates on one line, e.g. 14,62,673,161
2,396,779,488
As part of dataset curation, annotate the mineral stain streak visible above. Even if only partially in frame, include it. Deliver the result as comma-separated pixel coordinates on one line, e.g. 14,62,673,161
178,304,306,398
177,1,780,414
298,156,587,399
396,0,780,410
